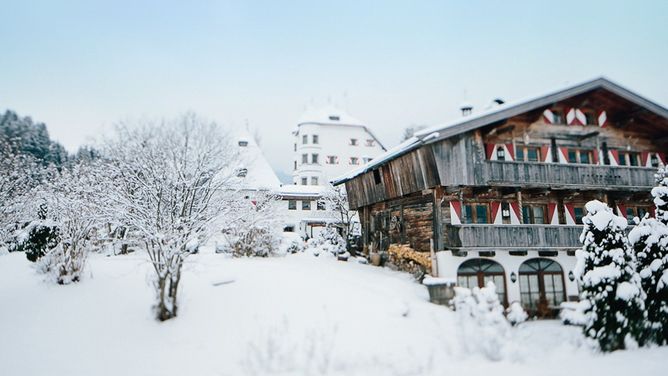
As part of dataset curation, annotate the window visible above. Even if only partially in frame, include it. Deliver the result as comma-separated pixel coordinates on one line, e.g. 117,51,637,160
293,143,297,152
457,259,507,305
350,157,359,165
515,145,542,162
317,201,326,211
312,135,319,144
311,154,319,164
552,111,564,124
501,202,511,224
329,115,340,121
618,151,641,167
301,154,308,164
625,206,649,224
567,149,593,164
363,157,373,163
373,169,381,184
463,204,489,224
584,111,596,125
293,161,297,170
350,138,358,146
301,177,307,185
522,205,546,224
496,147,506,161
302,135,308,144
327,155,338,164
519,258,565,314
365,139,375,147
573,206,585,224
238,140,248,147
288,200,297,210
651,154,660,168
311,177,318,185
302,200,311,210
236,168,248,177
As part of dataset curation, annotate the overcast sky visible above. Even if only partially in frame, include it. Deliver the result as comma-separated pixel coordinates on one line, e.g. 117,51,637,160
1,0,667,178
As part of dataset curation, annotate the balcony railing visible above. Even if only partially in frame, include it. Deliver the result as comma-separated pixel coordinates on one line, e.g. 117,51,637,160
443,224,583,250
481,161,656,190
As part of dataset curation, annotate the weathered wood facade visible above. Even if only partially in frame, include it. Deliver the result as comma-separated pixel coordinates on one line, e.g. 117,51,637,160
335,78,668,312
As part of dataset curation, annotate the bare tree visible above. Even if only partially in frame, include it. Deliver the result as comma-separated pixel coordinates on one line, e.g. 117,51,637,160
104,113,239,321
401,125,427,141
318,185,357,240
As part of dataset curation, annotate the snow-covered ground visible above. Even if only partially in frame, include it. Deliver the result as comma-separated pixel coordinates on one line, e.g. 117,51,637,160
1,250,666,376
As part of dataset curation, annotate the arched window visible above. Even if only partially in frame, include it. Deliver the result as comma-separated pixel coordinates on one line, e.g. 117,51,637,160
518,258,565,316
457,258,507,305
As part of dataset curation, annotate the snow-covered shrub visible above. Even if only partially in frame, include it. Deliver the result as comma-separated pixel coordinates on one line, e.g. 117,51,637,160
505,301,528,326
628,168,668,345
220,193,284,258
575,200,647,351
304,226,346,258
9,204,61,262
279,232,305,254
559,300,590,326
452,282,510,361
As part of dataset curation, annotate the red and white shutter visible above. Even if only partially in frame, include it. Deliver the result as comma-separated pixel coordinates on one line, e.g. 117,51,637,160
541,145,552,162
657,152,667,166
547,203,559,224
485,143,495,160
575,109,587,125
491,202,502,224
641,151,650,167
566,108,577,125
608,150,620,166
505,144,515,161
598,111,607,127
509,202,522,224
564,203,576,225
450,201,462,225
616,203,627,218
558,147,569,163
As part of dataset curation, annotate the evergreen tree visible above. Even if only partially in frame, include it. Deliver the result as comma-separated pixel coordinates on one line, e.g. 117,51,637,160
575,200,647,351
629,167,668,345
0,109,69,167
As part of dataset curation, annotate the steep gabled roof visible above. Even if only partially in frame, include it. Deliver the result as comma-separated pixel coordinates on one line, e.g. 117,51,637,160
332,77,668,185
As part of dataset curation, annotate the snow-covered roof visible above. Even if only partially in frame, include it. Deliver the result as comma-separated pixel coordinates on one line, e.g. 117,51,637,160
297,105,365,127
274,184,327,198
332,77,668,186
231,130,281,190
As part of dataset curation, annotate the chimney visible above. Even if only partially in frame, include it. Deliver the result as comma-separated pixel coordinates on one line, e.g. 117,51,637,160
460,102,473,116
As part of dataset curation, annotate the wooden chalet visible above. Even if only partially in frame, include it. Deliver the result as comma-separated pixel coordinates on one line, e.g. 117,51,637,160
332,77,668,314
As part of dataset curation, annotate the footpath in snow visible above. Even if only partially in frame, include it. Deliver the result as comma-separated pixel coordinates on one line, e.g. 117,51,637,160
0,250,666,376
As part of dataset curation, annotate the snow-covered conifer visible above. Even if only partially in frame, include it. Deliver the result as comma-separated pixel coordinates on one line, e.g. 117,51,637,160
575,200,646,351
629,168,668,345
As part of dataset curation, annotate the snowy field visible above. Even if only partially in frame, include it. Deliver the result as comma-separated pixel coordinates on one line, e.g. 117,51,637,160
1,250,666,376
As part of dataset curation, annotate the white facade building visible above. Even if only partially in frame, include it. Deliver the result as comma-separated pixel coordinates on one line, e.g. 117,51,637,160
292,106,386,186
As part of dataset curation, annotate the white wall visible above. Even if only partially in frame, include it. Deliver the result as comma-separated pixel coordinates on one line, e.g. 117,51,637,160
292,123,385,185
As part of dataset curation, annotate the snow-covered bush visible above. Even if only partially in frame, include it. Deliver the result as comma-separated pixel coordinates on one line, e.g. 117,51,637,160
219,192,284,257
575,200,647,351
304,226,346,258
9,204,61,262
452,282,510,361
628,168,668,345
505,301,528,326
559,300,589,326
279,232,305,254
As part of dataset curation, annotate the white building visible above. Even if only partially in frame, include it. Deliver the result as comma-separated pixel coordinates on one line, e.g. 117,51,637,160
232,131,282,192
292,105,386,186
273,185,339,239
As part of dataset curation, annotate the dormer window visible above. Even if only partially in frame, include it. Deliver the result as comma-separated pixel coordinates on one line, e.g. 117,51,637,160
350,157,359,165
365,139,375,147
327,155,338,164
329,115,340,121
496,147,505,161
350,138,358,146
236,168,248,177
238,140,248,147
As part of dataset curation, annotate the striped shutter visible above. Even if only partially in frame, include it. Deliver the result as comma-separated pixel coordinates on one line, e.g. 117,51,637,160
543,109,554,124
658,152,667,166
575,109,587,125
566,108,577,125
510,202,522,224
541,145,552,162
485,143,495,160
616,203,627,218
641,151,650,167
564,203,576,225
592,149,599,165
598,111,607,127
505,144,515,161
450,201,462,225
608,150,620,166
559,147,570,163
547,203,559,224
490,202,502,224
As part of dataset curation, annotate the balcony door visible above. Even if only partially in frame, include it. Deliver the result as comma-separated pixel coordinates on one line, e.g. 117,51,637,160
518,258,566,317
457,258,507,306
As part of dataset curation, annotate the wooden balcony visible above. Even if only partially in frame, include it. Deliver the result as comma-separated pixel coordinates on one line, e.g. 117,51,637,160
480,161,656,190
443,224,583,250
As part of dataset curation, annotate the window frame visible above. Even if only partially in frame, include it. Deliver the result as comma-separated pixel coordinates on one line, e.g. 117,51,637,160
566,148,594,164
312,135,319,144
301,177,308,186
522,204,547,224
302,135,308,144
311,153,319,164
350,157,359,165
350,138,358,146
310,176,318,185
515,145,542,162
302,200,311,210
462,203,489,224
288,200,297,210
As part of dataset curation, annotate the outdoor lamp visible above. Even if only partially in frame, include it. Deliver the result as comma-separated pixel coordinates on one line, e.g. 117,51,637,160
510,272,517,283
568,271,575,281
